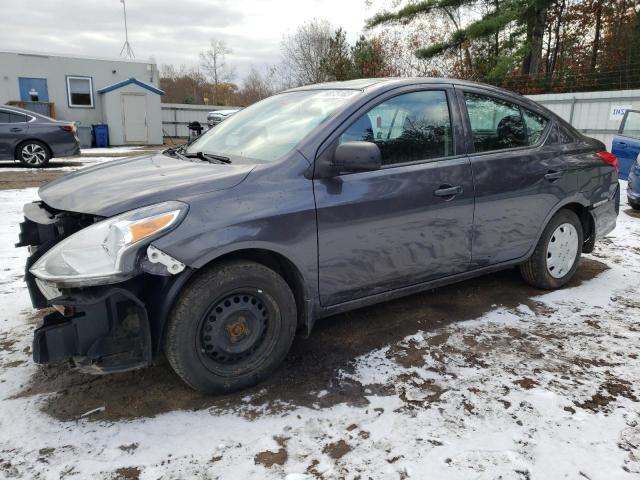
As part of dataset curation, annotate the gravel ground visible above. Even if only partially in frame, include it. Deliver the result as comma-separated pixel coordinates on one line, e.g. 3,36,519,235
0,168,637,479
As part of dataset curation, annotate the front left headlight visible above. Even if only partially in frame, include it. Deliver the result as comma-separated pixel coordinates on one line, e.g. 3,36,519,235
30,201,188,287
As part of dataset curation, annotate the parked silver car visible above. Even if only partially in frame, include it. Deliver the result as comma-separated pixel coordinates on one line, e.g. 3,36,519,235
0,105,80,167
206,108,240,128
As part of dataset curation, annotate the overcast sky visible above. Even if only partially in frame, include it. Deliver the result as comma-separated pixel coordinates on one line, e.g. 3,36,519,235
0,0,380,81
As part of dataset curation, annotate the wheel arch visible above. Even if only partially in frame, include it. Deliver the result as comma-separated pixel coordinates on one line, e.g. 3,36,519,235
155,247,313,354
526,198,593,261
561,202,596,252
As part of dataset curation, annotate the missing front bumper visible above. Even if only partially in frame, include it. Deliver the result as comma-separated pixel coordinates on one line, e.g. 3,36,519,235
33,287,152,374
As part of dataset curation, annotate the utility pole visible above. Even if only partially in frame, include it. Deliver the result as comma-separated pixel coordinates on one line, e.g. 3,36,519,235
119,0,135,59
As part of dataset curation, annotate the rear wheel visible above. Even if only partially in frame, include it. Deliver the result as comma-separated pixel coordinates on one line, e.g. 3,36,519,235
164,260,297,394
519,209,583,289
629,198,640,211
17,140,51,168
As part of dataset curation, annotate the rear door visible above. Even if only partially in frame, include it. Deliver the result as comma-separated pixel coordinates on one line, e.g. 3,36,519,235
314,86,474,306
458,87,576,267
612,109,640,180
0,109,30,158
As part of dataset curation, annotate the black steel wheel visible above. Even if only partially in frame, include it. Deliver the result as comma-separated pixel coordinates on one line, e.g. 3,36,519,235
165,260,297,394
198,292,271,367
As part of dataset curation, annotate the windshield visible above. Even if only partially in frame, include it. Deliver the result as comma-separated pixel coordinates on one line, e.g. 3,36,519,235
185,89,360,163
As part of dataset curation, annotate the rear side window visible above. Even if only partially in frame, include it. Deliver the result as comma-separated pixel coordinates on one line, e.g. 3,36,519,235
9,113,28,123
340,90,453,166
622,111,640,139
0,111,29,123
464,92,548,152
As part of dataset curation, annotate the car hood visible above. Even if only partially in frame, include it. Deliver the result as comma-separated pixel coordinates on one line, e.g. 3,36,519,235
39,153,254,216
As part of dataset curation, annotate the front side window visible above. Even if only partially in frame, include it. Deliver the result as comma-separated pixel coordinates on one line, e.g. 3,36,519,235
0,111,10,123
186,89,360,163
464,92,548,153
339,90,453,165
67,76,93,107
622,111,640,139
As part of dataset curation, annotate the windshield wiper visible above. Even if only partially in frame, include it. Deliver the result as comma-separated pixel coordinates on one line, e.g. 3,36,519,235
184,151,232,164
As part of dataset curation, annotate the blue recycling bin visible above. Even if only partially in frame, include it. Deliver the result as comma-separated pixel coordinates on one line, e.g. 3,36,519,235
92,124,110,148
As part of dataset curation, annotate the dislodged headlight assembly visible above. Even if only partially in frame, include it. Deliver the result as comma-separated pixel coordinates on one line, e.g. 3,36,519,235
30,201,188,287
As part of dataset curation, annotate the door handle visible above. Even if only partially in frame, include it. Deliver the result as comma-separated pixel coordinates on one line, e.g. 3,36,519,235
10,127,22,132
544,170,563,181
434,185,463,198
617,142,627,147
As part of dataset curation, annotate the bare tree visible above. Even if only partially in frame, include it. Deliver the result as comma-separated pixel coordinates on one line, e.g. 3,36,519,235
200,39,234,102
281,19,333,85
159,64,208,104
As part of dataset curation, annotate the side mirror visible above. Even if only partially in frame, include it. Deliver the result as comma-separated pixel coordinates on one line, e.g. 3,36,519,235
333,141,381,174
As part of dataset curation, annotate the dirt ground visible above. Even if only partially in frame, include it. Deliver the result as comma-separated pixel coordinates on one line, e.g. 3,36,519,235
0,161,81,189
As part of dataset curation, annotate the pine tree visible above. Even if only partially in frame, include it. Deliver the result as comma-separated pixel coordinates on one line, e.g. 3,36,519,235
367,0,556,79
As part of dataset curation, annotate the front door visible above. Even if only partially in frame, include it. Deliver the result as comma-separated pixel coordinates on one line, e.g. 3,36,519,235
122,94,148,144
18,77,49,102
459,88,575,266
314,88,474,306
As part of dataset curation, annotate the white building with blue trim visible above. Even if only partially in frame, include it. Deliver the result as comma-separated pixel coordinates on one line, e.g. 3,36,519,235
0,50,164,146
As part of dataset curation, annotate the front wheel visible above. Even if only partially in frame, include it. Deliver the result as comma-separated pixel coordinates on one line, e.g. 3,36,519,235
164,260,297,394
629,198,640,211
519,209,583,289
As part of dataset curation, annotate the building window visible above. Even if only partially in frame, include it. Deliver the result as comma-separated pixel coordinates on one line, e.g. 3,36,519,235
66,76,94,108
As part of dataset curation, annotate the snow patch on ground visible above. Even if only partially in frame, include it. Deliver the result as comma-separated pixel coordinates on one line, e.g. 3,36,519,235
0,183,638,479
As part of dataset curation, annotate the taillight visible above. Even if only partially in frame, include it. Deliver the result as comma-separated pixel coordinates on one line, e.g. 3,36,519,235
60,124,77,133
597,151,618,173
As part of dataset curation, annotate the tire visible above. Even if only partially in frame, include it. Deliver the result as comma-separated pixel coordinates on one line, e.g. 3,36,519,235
629,198,640,211
17,140,51,168
519,209,583,290
164,260,297,394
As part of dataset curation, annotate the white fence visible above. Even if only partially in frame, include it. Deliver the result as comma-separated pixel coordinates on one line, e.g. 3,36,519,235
527,89,640,149
161,89,640,148
161,103,239,138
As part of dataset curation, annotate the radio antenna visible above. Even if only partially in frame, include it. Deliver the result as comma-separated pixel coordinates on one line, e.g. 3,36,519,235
119,0,135,59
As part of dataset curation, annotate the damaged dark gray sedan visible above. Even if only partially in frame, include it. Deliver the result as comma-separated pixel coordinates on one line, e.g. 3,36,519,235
16,78,619,394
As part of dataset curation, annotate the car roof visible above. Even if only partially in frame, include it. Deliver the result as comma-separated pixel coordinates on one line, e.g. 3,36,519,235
286,77,563,123
288,77,522,96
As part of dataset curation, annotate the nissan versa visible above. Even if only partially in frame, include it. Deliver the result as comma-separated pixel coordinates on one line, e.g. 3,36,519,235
16,78,619,394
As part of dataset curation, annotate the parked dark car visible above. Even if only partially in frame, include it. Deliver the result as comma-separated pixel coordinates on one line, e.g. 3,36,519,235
206,108,240,128
612,109,640,180
627,154,640,209
0,105,80,167
16,78,619,394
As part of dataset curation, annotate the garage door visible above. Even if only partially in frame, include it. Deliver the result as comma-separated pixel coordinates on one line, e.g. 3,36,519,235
122,94,148,144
